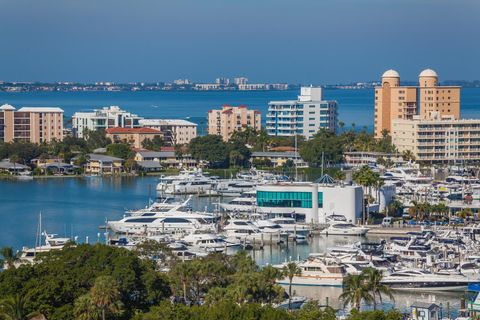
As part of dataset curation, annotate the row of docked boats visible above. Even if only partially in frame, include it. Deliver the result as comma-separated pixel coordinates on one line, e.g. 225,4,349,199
276,227,480,291
155,168,288,196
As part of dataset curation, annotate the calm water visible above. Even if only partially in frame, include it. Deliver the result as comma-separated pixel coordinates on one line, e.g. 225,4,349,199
0,176,467,315
1,88,480,131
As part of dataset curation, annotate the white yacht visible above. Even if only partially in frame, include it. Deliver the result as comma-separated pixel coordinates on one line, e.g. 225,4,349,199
216,180,255,197
127,197,190,216
219,190,256,212
381,269,472,291
222,219,279,243
320,222,369,236
276,257,346,287
181,233,241,253
107,211,217,235
156,169,217,194
268,217,310,235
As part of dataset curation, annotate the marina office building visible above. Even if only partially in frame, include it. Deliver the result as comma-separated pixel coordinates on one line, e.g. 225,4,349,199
72,106,143,138
0,104,64,143
266,87,338,139
374,69,460,138
256,182,363,224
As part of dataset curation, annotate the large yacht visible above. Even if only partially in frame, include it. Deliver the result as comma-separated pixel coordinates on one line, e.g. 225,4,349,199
320,222,369,236
276,256,346,287
222,219,280,244
181,233,241,253
127,196,190,216
381,269,473,291
107,211,217,235
156,169,217,194
219,190,256,212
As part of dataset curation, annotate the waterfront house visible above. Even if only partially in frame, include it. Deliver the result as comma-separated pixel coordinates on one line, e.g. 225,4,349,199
85,154,123,175
39,162,76,175
343,151,404,167
0,160,31,175
134,150,197,170
105,127,163,149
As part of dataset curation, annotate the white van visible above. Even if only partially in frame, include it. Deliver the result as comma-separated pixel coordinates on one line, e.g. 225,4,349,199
382,217,393,227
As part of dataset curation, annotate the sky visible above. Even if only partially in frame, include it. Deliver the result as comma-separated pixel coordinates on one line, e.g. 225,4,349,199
0,0,479,84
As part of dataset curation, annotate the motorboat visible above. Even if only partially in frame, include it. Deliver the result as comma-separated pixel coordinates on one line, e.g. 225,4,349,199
268,217,310,235
381,269,474,291
219,190,257,212
107,211,217,235
222,219,280,244
181,232,241,253
276,256,346,287
216,180,256,197
127,196,190,216
320,222,369,236
156,168,217,194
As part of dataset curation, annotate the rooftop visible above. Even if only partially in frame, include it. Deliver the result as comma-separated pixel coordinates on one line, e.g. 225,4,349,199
0,104,15,111
419,68,438,78
105,127,162,134
87,153,123,162
139,119,197,126
17,107,64,113
382,69,400,78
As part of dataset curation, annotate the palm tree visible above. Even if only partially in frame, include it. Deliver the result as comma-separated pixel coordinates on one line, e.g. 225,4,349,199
90,276,122,320
362,268,393,310
0,294,42,320
339,274,373,310
283,262,302,310
9,155,20,176
73,294,100,320
172,262,193,303
1,247,18,269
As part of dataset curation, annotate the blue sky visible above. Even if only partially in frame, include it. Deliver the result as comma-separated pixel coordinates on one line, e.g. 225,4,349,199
0,0,478,83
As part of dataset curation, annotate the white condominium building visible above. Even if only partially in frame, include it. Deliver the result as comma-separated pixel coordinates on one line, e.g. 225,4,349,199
139,119,197,145
266,87,338,139
72,106,143,138
392,115,480,164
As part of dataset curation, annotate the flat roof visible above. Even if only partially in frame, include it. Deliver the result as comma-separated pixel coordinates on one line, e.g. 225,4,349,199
139,119,197,126
137,151,175,158
17,107,64,113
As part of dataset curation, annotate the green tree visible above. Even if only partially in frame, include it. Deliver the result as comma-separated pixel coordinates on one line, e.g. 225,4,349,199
90,276,123,320
339,274,373,310
141,136,164,151
106,143,132,160
0,247,18,269
283,262,302,310
188,135,229,168
0,294,42,320
73,294,100,320
362,268,394,310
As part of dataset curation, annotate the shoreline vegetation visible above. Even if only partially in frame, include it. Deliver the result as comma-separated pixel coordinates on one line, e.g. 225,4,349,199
0,243,403,320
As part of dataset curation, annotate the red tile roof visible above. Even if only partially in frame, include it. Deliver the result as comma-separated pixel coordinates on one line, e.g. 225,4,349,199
106,127,162,134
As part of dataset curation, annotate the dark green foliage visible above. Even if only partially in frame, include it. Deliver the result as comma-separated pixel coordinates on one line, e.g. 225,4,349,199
106,143,133,160
0,244,170,320
347,309,403,320
300,129,344,166
188,135,230,168
141,136,164,151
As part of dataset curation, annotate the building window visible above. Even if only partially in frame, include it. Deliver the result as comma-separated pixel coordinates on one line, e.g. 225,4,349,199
257,191,313,208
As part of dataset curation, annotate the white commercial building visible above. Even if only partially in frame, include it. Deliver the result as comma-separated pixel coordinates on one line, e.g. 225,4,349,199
139,119,197,145
72,106,143,138
266,87,338,139
256,182,363,224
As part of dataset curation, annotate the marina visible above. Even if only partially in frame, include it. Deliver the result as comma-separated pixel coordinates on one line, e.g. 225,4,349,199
4,170,480,317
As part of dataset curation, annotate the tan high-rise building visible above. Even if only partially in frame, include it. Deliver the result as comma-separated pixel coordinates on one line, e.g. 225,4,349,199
418,69,460,120
208,105,261,141
374,70,417,138
374,69,461,138
0,104,64,143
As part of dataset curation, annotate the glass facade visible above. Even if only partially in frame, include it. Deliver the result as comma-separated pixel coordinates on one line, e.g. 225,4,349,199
257,191,312,208
318,192,323,208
